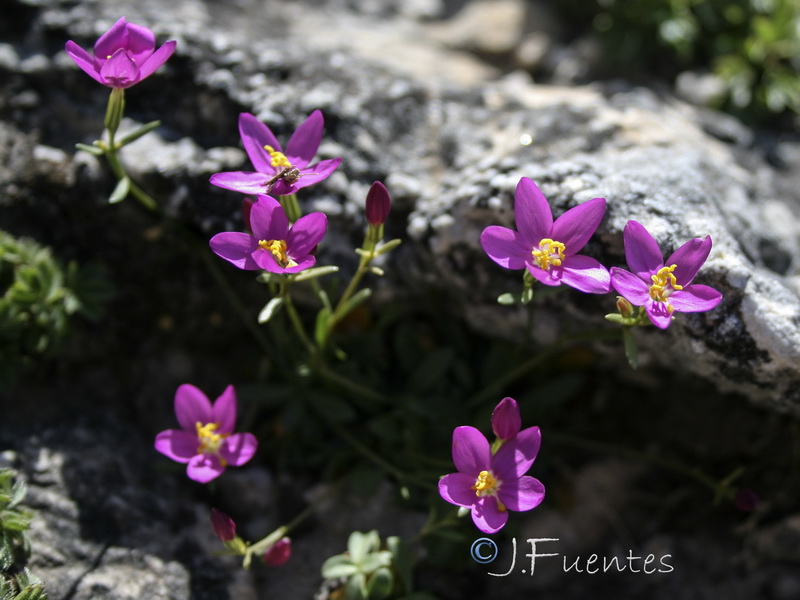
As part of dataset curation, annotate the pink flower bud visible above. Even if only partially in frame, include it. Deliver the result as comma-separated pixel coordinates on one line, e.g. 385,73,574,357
616,296,635,318
210,508,237,542
491,397,521,441
263,537,291,566
734,488,759,512
365,181,391,226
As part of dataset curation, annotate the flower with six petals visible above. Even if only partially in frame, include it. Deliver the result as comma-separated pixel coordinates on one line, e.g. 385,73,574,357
154,384,257,483
210,111,341,197
610,220,722,329
438,398,545,534
481,178,611,294
210,195,327,274
65,17,176,88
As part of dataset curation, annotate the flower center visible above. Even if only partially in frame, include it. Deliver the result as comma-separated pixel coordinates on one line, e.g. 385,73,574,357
258,239,297,268
472,470,500,497
263,145,292,168
195,422,228,455
649,265,682,311
532,238,566,270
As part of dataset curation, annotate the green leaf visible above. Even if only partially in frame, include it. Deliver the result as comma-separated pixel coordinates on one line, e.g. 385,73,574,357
257,297,284,324
292,266,339,282
497,293,516,305
109,176,130,204
604,313,625,324
115,120,161,148
338,288,372,320
366,567,393,600
322,555,359,579
9,479,26,509
387,537,412,593
74,143,104,156
315,307,331,347
622,327,638,369
348,531,371,564
359,550,391,574
346,573,368,600
375,238,402,256
521,286,534,304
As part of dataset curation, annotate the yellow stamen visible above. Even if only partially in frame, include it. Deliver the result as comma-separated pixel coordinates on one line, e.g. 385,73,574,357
195,422,228,454
263,145,292,168
649,264,682,309
472,470,500,497
532,238,566,270
258,239,297,268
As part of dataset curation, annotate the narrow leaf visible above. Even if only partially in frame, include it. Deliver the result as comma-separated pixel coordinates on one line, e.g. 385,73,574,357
74,143,104,156
116,120,161,148
258,297,284,323
338,288,372,320
109,176,130,204
293,266,339,282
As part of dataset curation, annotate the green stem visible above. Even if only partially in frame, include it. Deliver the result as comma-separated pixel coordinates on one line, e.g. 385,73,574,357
282,284,316,355
315,364,390,404
331,252,371,325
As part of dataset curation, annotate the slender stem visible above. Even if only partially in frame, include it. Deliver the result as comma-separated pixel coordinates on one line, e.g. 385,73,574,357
282,284,316,355
103,149,159,212
315,364,390,404
331,252,371,324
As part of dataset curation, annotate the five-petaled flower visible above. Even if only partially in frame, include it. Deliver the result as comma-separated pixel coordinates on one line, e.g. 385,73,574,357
610,220,722,329
210,195,327,274
65,17,176,88
154,384,257,483
481,177,611,294
439,398,545,534
210,111,341,196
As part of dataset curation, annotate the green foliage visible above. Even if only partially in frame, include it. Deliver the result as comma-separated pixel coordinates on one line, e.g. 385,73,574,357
556,0,800,123
0,230,113,388
321,532,433,600
0,470,47,600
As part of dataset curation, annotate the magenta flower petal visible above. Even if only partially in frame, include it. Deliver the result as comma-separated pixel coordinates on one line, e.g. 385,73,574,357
64,41,107,84
480,226,531,270
254,252,316,274
250,196,289,241
210,232,261,270
100,49,139,88
497,476,546,512
493,426,541,480
116,20,157,63
551,197,606,253
136,41,177,81
610,267,651,305
284,110,323,167
187,454,226,483
438,473,478,507
94,18,134,58
211,385,237,434
559,255,611,294
471,497,508,534
175,384,212,430
154,429,198,463
452,426,491,476
667,236,712,286
514,178,553,243
210,171,272,195
239,113,281,174
527,264,562,286
645,300,673,329
492,397,521,441
668,285,723,312
220,433,258,466
623,221,664,280
287,212,328,257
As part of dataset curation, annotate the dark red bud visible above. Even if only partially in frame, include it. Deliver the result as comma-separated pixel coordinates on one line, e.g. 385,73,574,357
263,537,291,566
365,181,391,226
210,508,237,542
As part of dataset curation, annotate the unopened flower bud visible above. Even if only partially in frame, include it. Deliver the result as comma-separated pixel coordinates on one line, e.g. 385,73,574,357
733,488,759,512
492,397,521,441
365,181,391,226
210,508,237,542
616,296,635,319
263,537,291,566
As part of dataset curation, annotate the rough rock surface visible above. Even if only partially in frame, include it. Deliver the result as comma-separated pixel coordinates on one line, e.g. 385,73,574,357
3,0,800,414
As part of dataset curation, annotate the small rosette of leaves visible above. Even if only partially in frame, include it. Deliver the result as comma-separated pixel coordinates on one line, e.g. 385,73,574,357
0,469,47,599
321,531,437,600
0,231,113,388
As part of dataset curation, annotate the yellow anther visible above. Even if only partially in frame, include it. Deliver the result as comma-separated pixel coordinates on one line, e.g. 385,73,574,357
195,422,228,454
649,264,683,302
472,470,500,497
258,239,297,269
263,145,292,168
532,238,566,270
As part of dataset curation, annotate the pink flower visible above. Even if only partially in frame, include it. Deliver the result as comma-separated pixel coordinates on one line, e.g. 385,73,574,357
210,111,341,196
439,398,545,534
155,384,257,483
481,177,610,294
65,17,176,88
610,221,723,329
209,195,327,274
